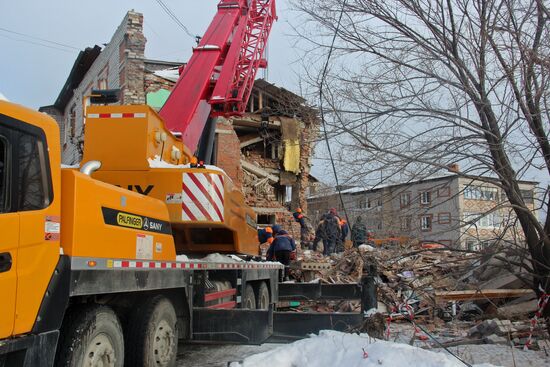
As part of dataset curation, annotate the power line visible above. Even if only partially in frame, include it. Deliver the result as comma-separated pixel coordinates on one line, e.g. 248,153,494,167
318,0,349,223
0,33,76,54
0,26,79,50
154,0,197,40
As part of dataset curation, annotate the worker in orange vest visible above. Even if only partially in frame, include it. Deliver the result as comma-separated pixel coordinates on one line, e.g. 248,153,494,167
258,227,274,259
292,208,309,244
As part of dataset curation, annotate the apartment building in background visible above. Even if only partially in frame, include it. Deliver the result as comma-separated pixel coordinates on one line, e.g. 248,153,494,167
307,171,537,249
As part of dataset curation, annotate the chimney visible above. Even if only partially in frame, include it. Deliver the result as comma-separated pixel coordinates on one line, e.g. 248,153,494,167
448,163,460,173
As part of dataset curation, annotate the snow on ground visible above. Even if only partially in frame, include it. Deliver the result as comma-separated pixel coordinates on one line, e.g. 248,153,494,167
435,344,550,367
229,331,498,367
178,343,283,367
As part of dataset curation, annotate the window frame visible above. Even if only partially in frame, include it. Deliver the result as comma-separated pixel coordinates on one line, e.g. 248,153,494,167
0,134,11,213
420,214,433,232
0,113,53,213
437,186,451,197
464,185,498,201
419,190,431,206
400,215,412,231
400,192,411,208
438,212,451,224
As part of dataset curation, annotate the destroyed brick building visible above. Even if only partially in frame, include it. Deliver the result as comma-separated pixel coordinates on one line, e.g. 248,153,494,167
40,10,319,236
308,170,537,249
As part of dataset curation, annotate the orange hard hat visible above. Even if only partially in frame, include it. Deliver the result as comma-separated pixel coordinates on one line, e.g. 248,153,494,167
297,208,302,213
265,227,273,233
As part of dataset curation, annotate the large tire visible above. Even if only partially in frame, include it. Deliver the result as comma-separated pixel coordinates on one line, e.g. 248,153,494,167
55,304,124,367
242,284,256,309
256,282,270,310
125,296,178,367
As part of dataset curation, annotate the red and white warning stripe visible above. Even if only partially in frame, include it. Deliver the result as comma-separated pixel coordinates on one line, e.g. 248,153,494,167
109,260,281,270
182,172,225,222
87,112,147,119
72,257,284,270
524,285,549,350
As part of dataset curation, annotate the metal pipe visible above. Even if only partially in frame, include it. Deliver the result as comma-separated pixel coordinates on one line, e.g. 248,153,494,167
80,160,101,176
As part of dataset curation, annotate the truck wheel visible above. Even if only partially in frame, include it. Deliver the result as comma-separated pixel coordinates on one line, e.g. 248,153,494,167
125,296,178,367
242,284,256,309
55,304,124,367
256,282,270,310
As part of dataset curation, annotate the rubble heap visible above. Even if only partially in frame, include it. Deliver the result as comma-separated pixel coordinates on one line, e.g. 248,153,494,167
285,244,550,351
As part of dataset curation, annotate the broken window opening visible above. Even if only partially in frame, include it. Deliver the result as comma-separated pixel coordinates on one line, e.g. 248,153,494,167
257,214,276,225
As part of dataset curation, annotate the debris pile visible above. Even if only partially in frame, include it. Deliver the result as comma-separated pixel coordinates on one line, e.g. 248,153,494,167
284,244,550,351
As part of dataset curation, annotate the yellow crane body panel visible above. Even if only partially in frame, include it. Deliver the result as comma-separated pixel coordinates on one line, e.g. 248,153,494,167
60,169,176,261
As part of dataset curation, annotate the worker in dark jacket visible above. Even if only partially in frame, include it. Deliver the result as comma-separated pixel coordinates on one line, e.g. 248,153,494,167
312,214,327,252
322,209,341,255
351,216,367,247
258,227,273,244
258,227,273,259
292,208,309,243
267,225,296,280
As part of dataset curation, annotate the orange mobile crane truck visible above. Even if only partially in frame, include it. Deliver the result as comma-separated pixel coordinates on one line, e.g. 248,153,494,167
0,1,373,366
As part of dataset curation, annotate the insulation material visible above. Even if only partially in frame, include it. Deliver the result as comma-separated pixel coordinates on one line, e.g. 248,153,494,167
283,139,300,174
280,117,300,140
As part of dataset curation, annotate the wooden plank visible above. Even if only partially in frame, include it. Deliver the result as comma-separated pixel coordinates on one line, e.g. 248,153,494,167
241,159,279,182
239,134,264,148
435,289,534,302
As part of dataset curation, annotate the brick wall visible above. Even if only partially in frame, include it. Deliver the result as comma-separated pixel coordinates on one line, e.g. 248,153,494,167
215,119,244,190
57,11,145,164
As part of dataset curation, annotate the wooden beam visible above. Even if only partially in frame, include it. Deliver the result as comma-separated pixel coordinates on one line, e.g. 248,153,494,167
239,134,264,148
240,159,279,182
232,117,280,129
435,289,534,302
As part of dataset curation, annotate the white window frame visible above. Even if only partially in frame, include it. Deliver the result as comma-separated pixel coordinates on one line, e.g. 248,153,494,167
400,192,411,208
420,191,431,205
464,185,498,201
463,211,501,228
420,215,432,231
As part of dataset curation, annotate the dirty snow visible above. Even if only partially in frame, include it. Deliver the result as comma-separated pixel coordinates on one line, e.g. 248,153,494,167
153,68,180,82
147,156,228,175
175,254,189,262
229,330,499,367
201,253,240,263
435,344,550,367
61,163,80,169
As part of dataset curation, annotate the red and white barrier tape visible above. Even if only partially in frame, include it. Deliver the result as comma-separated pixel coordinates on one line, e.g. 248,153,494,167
385,307,396,340
398,303,429,341
524,286,549,351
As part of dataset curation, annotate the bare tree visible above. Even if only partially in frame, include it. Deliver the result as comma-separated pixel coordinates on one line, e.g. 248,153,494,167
292,0,550,311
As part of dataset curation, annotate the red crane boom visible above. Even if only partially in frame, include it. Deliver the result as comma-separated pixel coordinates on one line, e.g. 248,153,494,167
159,0,277,153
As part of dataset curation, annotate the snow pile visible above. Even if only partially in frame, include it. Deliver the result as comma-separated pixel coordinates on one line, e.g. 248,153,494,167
148,156,227,174
148,156,189,169
201,253,240,263
230,330,499,367
153,68,180,82
436,344,550,367
175,254,189,262
61,164,80,169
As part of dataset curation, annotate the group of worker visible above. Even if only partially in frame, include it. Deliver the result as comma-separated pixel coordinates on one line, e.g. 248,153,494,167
258,208,370,263
258,225,296,261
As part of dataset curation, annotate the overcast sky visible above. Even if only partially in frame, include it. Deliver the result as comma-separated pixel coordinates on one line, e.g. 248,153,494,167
0,0,301,109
